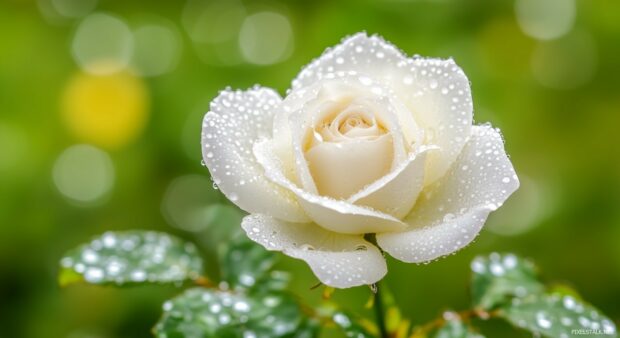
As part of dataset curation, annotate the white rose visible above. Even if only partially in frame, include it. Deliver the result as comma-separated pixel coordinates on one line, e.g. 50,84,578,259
202,33,519,288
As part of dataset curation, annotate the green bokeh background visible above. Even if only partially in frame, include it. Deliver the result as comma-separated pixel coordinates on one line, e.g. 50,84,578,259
1,0,619,337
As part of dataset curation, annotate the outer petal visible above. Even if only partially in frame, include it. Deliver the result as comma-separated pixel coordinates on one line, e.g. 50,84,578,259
202,87,309,223
290,32,473,185
242,214,387,288
291,33,421,147
253,140,407,234
376,125,519,263
398,57,473,185
348,147,434,219
292,32,407,91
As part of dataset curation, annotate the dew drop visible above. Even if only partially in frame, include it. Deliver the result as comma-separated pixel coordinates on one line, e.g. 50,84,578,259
443,213,455,222
82,249,98,263
536,311,552,329
333,313,351,327
563,296,576,310
131,270,147,282
369,283,378,293
218,313,231,324
74,263,85,273
602,320,616,334
84,267,104,283
239,273,256,286
561,316,573,326
102,233,116,247
503,254,517,269
233,300,251,312
358,76,372,86
209,303,222,313
490,262,505,276
578,316,591,328
470,259,486,273
60,257,73,268
106,260,124,275
300,244,315,250
515,286,527,297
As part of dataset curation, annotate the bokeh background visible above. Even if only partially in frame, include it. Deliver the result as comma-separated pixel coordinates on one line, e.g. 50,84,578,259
1,0,619,337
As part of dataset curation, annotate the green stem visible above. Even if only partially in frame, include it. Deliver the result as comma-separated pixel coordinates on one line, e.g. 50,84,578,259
373,282,389,338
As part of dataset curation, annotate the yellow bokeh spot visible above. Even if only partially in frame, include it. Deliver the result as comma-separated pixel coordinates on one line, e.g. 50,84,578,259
62,67,149,149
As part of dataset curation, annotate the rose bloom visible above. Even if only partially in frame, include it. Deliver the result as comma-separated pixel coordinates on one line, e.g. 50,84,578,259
202,33,519,288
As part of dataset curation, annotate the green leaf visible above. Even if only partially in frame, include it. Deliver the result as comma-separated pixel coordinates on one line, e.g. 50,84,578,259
499,293,617,338
219,237,284,291
293,318,321,338
471,253,544,310
332,311,378,338
200,204,246,249
59,231,204,286
434,313,485,338
153,288,311,338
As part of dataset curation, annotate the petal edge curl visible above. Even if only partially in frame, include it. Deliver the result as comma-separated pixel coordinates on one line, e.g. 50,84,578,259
377,124,519,263
202,87,309,223
242,214,387,288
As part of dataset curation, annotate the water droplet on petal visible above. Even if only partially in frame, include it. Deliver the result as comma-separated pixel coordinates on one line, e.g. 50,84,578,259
299,244,315,250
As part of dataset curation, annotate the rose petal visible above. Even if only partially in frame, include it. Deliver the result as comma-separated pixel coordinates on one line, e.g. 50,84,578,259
376,125,519,263
253,140,407,234
397,57,473,185
242,214,387,288
305,134,393,199
292,32,407,91
290,32,473,185
348,146,433,219
202,87,309,223
288,75,415,197
291,33,421,147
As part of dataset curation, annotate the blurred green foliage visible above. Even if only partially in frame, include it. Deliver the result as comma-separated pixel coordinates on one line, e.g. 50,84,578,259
1,0,620,337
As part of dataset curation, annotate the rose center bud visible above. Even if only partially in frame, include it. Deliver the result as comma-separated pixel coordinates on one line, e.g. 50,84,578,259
303,99,393,200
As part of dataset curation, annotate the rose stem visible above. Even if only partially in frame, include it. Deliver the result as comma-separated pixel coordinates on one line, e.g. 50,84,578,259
363,233,389,338
373,282,389,338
